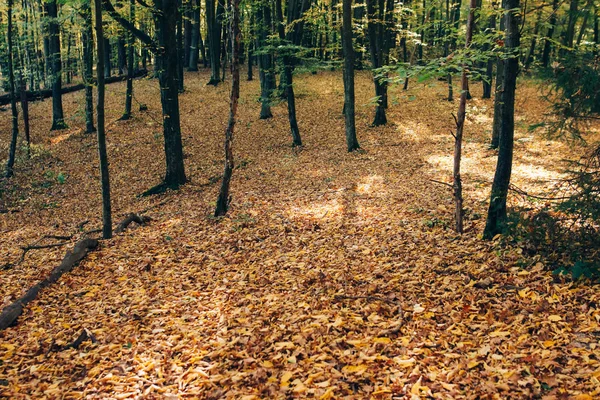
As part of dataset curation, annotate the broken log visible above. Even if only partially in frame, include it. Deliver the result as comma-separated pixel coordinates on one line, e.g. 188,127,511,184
0,69,148,106
0,212,151,330
114,213,151,234
0,238,98,330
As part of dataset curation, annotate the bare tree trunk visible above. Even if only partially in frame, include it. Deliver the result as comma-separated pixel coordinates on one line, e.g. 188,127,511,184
483,0,520,239
94,0,113,239
82,0,96,133
215,0,240,216
452,0,477,234
342,0,360,151
5,0,19,178
46,0,67,130
121,0,135,120
189,0,201,70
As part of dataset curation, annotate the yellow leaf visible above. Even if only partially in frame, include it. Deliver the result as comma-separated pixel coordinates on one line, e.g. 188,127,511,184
373,337,391,344
393,357,416,367
542,340,555,348
548,315,562,322
573,395,593,400
280,371,293,387
262,361,274,368
372,388,391,395
320,388,335,400
467,361,480,369
342,364,368,374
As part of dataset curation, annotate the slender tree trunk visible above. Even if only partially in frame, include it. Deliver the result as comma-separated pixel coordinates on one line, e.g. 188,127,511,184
189,0,201,71
206,0,222,85
247,41,253,80
121,0,135,120
46,0,67,130
482,1,496,98
483,0,520,239
184,0,192,63
343,0,360,151
366,0,388,126
452,0,476,234
94,0,113,239
541,0,558,67
5,0,19,178
257,2,274,119
524,11,541,70
564,0,579,48
215,0,240,217
19,76,31,158
103,37,112,78
491,0,506,148
177,0,185,91
82,0,96,133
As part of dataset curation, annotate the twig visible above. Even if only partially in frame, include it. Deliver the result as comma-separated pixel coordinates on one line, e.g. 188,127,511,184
430,179,454,189
333,294,398,305
509,184,572,201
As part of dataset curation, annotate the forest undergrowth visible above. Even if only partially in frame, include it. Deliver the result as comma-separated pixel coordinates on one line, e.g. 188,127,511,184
0,69,599,399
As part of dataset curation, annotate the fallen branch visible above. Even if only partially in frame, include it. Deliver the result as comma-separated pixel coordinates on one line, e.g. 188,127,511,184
0,212,152,330
0,238,99,330
3,234,75,270
333,294,398,305
49,328,98,352
115,213,151,234
0,69,148,106
430,179,454,190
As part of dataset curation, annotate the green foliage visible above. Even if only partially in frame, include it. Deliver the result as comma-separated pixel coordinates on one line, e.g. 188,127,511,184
540,47,600,139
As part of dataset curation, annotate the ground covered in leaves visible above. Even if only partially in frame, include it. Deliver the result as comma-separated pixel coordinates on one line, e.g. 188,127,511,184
1,69,599,399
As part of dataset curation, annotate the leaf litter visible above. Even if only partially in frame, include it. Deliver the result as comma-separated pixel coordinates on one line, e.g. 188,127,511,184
0,69,599,399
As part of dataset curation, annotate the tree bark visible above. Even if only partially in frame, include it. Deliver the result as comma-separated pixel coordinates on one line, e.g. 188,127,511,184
541,0,558,67
206,0,222,85
483,0,520,239
5,0,19,178
342,0,360,152
256,2,274,119
215,0,240,216
120,0,135,120
189,0,201,70
45,0,67,130
94,0,113,240
452,0,477,234
82,0,96,133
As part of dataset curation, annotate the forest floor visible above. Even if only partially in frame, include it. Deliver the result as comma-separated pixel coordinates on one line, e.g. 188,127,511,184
0,68,599,399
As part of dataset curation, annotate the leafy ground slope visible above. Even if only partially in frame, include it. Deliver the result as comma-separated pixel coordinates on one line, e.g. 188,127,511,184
0,70,599,399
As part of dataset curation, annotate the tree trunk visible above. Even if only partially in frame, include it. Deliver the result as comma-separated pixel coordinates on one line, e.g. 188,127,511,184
452,0,476,234
82,0,96,133
45,0,67,130
177,0,185,91
121,0,135,120
564,0,579,48
215,0,240,217
366,0,388,126
5,0,19,178
541,0,558,67
342,0,360,152
524,11,541,70
482,1,496,98
189,0,201,71
257,2,274,119
103,37,112,78
483,0,520,239
206,0,222,85
490,0,506,149
19,76,31,158
94,0,113,239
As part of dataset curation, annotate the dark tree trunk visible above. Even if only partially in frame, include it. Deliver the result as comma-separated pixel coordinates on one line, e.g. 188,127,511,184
82,0,96,133
452,0,476,234
103,0,187,193
490,0,506,149
184,0,192,63
247,41,253,80
342,0,359,152
103,37,112,78
257,2,275,119
366,0,389,126
541,0,558,67
483,0,520,239
482,1,496,99
524,11,541,70
189,0,201,71
19,77,31,158
564,0,579,48
121,0,135,120
206,0,222,84
5,0,19,178
45,0,67,130
94,0,113,239
215,0,240,217
177,0,185,91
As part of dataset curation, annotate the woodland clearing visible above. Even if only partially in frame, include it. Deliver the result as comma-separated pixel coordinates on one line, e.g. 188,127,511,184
0,69,599,399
